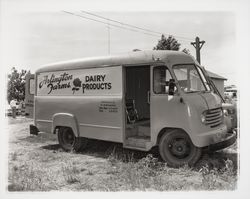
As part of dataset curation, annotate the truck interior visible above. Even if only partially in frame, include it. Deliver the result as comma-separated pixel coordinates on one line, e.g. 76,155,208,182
124,65,151,149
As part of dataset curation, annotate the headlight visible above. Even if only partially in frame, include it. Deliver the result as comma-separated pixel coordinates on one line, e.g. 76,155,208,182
201,113,206,123
227,109,235,114
223,109,229,116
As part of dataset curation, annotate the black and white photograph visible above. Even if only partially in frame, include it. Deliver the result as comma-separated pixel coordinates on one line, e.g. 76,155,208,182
1,0,250,198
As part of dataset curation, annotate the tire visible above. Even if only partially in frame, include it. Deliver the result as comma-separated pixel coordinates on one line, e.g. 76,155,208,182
159,129,202,168
58,127,88,152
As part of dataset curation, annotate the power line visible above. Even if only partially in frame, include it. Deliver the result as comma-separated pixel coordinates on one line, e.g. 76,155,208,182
63,11,194,42
80,11,164,37
80,10,194,41
62,11,160,38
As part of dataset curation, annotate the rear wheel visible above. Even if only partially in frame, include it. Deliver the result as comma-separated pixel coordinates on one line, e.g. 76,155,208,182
58,127,88,152
159,129,202,167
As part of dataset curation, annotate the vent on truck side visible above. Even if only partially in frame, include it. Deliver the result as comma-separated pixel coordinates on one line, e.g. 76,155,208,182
205,108,223,128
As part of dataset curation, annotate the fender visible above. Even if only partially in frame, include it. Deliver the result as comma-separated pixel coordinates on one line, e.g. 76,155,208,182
52,113,79,137
155,127,180,145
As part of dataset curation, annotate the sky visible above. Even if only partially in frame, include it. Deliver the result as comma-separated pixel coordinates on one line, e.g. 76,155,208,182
0,0,240,86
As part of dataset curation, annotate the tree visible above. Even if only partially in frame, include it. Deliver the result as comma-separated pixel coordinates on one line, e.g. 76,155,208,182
153,34,181,51
7,67,28,103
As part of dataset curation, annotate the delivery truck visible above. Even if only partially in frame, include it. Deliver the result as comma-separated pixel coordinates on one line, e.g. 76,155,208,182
29,50,236,167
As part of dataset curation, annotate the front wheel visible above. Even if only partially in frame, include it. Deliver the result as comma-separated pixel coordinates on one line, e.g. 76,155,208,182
159,129,202,167
58,127,88,152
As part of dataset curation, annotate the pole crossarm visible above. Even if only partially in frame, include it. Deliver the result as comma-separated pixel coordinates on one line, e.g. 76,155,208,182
199,41,205,50
190,36,205,64
191,42,197,48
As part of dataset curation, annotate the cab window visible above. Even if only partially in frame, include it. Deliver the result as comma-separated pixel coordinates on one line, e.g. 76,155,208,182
173,64,209,93
153,66,173,94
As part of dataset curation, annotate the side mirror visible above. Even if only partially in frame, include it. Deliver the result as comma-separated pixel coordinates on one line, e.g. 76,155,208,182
168,79,175,95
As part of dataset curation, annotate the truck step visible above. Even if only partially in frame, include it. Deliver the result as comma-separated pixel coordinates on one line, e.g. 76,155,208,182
125,136,151,150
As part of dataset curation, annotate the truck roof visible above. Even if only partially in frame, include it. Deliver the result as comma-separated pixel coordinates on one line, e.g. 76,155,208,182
36,50,196,73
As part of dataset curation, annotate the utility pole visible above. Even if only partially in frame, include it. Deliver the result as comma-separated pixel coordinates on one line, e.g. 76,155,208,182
191,36,205,64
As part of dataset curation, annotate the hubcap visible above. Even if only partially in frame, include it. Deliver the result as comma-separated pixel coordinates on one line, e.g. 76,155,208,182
168,138,190,158
62,130,75,146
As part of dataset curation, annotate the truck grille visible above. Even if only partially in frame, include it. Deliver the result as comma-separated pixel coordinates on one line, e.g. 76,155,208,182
205,108,223,128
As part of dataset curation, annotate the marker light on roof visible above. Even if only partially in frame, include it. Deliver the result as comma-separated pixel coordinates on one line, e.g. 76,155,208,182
152,55,161,61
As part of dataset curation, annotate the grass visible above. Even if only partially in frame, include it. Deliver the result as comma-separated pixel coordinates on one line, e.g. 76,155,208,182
62,164,81,184
9,163,47,191
7,117,238,191
101,151,237,191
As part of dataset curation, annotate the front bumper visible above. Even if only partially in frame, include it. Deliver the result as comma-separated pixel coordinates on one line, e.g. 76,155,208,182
194,124,228,147
204,130,237,152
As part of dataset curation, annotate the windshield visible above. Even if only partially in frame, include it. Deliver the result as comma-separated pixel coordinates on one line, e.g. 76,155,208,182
173,64,211,93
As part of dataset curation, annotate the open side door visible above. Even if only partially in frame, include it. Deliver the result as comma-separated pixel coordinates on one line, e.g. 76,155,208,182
25,73,35,118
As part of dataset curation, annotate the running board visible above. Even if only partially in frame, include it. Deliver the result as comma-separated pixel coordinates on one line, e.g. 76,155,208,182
124,136,152,151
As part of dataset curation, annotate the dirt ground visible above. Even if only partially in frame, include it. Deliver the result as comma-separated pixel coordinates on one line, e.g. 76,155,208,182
7,116,238,191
